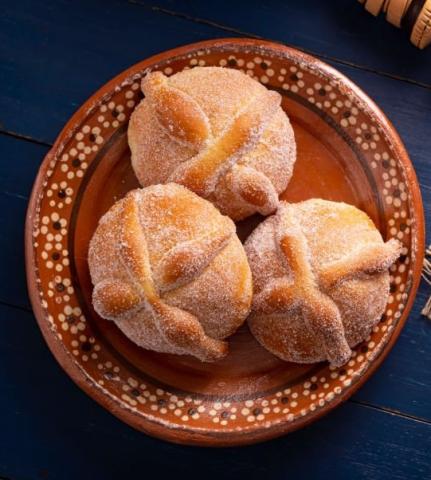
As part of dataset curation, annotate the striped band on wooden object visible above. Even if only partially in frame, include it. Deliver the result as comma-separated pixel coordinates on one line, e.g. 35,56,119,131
422,246,431,318
409,1,431,48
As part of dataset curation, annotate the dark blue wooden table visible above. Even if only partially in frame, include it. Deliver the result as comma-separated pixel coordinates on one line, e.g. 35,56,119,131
1,1,431,478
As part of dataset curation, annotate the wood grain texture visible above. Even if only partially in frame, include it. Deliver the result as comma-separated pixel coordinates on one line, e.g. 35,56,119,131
354,286,431,421
1,304,430,480
0,135,48,310
0,134,47,198
1,1,431,146
0,193,29,310
133,0,431,86
0,0,237,145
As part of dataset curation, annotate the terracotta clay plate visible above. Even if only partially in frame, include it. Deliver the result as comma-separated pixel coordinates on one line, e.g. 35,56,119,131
25,39,425,446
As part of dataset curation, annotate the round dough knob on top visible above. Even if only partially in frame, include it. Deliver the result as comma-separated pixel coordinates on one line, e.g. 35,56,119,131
88,183,252,362
244,199,402,367
128,67,296,221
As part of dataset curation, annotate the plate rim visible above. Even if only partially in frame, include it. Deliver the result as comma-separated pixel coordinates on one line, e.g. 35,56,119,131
25,37,425,446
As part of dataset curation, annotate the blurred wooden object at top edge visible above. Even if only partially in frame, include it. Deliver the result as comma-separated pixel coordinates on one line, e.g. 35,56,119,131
359,0,431,49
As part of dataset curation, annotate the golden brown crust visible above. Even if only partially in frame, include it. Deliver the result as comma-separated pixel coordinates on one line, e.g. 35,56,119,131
153,224,235,292
141,72,211,148
277,206,350,365
319,238,403,289
151,302,228,362
92,279,141,319
169,89,281,197
129,67,296,220
118,193,158,302
245,199,402,366
228,164,278,215
89,184,252,362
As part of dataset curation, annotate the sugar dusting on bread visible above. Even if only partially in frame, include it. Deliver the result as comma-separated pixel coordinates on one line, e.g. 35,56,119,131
128,67,296,220
245,199,401,366
88,184,252,361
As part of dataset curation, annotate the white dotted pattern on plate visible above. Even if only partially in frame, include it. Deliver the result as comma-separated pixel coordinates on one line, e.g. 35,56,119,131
31,46,414,433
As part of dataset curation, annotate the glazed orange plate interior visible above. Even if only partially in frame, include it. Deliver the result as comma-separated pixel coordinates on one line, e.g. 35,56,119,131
25,39,424,446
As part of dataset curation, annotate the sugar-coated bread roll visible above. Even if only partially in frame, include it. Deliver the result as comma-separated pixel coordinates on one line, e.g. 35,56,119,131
128,67,296,220
88,184,252,362
244,199,402,367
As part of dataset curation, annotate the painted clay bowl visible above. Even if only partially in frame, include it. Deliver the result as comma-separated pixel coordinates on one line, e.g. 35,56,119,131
25,39,425,446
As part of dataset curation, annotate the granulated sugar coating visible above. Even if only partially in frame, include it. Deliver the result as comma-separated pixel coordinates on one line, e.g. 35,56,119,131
128,67,296,220
88,183,252,362
245,199,402,367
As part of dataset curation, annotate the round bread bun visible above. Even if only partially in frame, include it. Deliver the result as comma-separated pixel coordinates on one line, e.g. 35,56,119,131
88,183,252,362
244,199,402,367
128,67,296,221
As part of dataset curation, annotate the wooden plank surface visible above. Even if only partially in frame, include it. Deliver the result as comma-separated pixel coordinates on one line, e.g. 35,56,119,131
0,0,234,144
354,287,431,421
2,1,431,147
0,135,48,310
1,304,430,480
1,0,431,478
134,0,431,86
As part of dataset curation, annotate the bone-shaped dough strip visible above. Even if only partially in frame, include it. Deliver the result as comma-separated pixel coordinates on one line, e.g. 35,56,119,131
153,220,235,293
229,164,279,215
168,89,281,197
93,279,141,320
319,238,402,289
142,72,211,149
101,193,228,362
277,206,352,366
